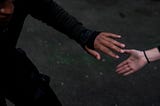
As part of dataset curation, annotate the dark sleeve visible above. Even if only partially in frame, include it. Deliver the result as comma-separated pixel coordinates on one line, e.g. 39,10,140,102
158,46,160,52
26,0,99,49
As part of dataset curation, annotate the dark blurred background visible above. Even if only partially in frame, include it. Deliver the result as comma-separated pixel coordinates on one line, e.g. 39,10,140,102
8,0,160,106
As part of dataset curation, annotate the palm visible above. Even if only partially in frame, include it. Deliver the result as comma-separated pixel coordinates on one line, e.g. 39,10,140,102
116,49,147,76
127,50,146,71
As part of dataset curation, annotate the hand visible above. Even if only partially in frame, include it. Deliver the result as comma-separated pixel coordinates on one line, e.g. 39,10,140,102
85,32,125,60
116,49,147,76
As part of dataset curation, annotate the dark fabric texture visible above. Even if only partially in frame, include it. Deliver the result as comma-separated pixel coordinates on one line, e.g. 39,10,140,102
1,48,62,106
0,0,100,105
0,95,7,106
0,0,98,50
158,46,160,52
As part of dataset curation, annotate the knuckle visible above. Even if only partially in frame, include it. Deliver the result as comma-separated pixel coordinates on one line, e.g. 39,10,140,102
107,51,114,56
98,46,103,51
94,44,100,50
112,40,117,44
110,45,115,49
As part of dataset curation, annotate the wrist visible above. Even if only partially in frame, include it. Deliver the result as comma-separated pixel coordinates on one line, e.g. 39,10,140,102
139,51,148,65
86,31,100,50
85,30,100,50
145,48,160,62
79,29,100,49
143,51,150,63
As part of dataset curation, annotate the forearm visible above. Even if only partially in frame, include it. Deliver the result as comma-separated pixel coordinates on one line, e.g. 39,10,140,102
27,0,99,48
145,47,160,62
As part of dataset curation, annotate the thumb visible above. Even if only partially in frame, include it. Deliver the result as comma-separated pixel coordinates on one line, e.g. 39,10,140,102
85,46,101,60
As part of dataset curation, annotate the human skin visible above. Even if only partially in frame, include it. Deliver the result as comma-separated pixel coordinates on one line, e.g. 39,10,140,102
85,32,125,60
0,0,125,61
0,0,14,26
116,47,160,76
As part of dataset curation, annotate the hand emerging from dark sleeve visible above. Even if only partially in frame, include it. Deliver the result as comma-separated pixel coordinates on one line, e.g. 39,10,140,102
84,32,125,60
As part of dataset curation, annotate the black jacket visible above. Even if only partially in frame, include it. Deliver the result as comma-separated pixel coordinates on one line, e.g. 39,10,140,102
1,0,99,52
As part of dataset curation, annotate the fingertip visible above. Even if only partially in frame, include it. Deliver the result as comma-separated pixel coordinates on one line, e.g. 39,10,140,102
98,56,101,60
122,44,125,48
96,56,101,60
116,55,120,59
118,35,121,38
96,54,101,60
120,49,125,53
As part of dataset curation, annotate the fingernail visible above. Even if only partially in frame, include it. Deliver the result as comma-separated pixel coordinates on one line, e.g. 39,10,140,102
116,55,119,58
120,50,124,53
122,44,125,47
97,57,100,60
96,55,100,60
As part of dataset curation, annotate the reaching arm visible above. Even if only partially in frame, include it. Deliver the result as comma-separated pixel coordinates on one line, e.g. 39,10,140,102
26,0,91,46
25,0,125,59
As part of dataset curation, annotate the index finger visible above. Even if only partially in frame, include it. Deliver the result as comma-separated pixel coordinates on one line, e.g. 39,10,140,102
99,45,119,58
102,32,121,38
117,60,128,68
